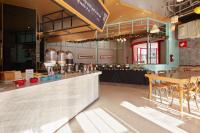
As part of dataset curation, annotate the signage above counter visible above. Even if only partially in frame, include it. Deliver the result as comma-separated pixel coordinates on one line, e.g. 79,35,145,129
53,0,110,32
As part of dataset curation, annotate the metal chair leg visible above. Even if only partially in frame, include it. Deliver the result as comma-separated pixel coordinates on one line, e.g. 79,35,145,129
187,97,191,113
170,91,174,106
159,89,162,103
194,95,199,111
154,89,157,96
165,88,169,100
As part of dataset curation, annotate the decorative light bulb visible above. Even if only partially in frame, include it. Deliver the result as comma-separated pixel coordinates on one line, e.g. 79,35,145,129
177,0,184,2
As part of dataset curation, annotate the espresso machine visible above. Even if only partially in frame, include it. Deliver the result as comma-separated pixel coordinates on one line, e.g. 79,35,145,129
66,51,74,73
57,50,66,74
44,48,57,76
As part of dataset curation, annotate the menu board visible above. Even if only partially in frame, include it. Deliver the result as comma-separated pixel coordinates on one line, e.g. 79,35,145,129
54,0,110,32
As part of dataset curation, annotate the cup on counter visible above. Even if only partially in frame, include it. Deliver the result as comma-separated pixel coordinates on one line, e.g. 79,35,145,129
55,74,61,80
14,79,26,87
48,75,55,80
30,77,38,83
40,76,49,82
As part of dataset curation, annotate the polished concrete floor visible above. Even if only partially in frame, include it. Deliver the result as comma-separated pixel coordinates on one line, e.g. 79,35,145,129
56,82,200,133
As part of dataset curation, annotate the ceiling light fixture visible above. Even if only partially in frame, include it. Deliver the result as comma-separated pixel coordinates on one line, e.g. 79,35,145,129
177,0,184,2
116,38,127,43
171,15,179,24
194,6,200,14
150,24,160,33
171,24,176,31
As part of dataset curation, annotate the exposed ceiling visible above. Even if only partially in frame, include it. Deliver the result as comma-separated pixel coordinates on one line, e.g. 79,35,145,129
104,0,169,23
2,0,169,23
2,0,61,18
1,0,170,41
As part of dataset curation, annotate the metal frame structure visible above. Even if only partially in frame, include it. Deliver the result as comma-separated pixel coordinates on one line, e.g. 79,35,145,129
97,17,167,39
96,17,168,64
42,10,94,37
165,0,200,17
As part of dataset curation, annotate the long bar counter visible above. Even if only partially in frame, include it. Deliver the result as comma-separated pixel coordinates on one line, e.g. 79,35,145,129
0,71,101,133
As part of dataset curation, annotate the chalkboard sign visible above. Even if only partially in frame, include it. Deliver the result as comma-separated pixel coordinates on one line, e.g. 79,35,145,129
54,0,110,32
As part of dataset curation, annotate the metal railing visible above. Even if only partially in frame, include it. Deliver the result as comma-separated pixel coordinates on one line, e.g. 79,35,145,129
165,0,200,17
97,17,167,39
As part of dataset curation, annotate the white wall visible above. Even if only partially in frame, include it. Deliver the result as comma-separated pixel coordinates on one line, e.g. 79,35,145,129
46,41,118,64
179,38,200,66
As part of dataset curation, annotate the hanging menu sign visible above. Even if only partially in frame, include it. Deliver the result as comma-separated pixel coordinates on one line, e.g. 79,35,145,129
54,0,110,32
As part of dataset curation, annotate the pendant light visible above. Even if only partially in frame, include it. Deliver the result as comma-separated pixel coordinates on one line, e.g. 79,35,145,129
150,24,160,33
171,15,179,24
194,6,200,14
177,0,184,2
149,5,160,34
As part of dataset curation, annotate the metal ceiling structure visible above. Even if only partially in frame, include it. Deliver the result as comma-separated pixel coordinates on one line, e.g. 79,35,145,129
41,0,169,41
42,9,95,38
97,18,167,39
165,0,200,17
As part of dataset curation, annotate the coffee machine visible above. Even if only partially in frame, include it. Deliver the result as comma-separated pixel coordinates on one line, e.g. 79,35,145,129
57,50,66,74
44,48,57,76
66,51,74,73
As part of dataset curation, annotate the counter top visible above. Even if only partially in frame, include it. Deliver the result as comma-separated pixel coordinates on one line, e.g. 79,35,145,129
0,71,101,93
0,71,101,133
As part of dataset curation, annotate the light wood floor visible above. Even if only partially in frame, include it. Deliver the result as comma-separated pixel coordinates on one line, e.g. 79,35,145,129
56,82,200,133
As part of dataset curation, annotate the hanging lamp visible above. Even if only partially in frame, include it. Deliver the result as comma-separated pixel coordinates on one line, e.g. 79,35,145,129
150,24,160,33
194,6,200,14
177,0,184,2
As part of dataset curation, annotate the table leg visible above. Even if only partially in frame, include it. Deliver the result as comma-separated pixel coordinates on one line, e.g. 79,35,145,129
149,79,152,100
179,87,183,112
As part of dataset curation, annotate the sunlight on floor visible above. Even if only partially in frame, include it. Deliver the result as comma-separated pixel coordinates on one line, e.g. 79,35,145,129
57,124,73,133
120,101,187,133
75,108,129,133
41,118,69,133
152,94,200,117
142,96,200,120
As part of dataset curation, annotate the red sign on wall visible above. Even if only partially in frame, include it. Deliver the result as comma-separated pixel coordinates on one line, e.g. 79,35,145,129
179,40,188,48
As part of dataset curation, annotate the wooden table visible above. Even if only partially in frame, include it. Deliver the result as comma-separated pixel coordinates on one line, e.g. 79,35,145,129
145,72,200,112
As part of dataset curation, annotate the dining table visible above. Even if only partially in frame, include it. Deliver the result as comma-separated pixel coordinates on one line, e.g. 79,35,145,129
145,71,200,112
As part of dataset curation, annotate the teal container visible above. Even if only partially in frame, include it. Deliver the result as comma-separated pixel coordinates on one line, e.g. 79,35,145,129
48,75,55,80
40,76,49,81
55,74,61,80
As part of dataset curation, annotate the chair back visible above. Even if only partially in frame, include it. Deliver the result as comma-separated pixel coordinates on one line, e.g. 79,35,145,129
185,76,199,92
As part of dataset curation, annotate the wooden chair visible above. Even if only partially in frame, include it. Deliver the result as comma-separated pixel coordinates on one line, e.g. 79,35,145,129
152,70,171,103
171,76,200,113
184,76,200,112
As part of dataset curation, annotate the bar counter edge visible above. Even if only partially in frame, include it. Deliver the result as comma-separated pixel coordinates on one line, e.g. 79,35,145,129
0,71,102,133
